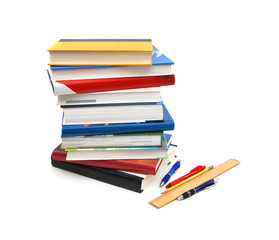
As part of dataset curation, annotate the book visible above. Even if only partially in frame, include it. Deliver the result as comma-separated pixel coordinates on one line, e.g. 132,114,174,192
61,132,165,148
48,72,175,96
48,39,153,66
51,146,177,192
65,134,171,160
57,87,162,106
61,104,175,137
62,102,164,125
52,144,163,175
50,46,173,81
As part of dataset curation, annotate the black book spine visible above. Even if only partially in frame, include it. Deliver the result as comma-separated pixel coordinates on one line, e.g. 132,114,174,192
51,159,143,193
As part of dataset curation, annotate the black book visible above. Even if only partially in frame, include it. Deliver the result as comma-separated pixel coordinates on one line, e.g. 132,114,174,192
51,158,144,193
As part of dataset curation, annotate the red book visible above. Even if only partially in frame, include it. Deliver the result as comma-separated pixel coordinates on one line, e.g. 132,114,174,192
51,144,163,175
51,74,175,95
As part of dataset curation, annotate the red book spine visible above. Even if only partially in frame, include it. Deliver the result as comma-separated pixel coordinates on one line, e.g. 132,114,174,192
51,147,67,161
66,160,157,175
56,74,175,94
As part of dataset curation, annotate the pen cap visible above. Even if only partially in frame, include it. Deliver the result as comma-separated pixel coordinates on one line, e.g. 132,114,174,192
191,165,206,172
204,178,218,190
193,178,215,192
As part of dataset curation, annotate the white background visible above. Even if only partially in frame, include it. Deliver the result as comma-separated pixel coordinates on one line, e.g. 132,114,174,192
1,0,279,239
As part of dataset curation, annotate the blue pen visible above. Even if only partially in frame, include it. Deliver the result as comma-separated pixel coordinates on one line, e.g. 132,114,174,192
177,178,218,200
160,160,181,187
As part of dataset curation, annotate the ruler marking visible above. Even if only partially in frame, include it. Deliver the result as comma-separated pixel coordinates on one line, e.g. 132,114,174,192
149,159,240,209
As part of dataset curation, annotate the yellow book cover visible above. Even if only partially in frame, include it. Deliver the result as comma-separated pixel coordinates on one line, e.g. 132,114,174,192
48,39,153,52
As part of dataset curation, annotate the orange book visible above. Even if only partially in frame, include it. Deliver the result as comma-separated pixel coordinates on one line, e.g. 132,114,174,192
48,39,153,66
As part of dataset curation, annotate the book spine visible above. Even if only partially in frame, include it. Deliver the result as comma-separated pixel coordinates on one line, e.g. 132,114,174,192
157,74,175,86
54,75,175,95
51,159,143,193
51,145,67,160
60,159,156,175
61,121,174,137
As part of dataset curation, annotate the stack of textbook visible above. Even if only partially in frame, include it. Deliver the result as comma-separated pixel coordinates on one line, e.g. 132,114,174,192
48,39,176,193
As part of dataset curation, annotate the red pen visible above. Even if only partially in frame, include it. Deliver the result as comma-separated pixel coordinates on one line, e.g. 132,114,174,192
165,165,206,188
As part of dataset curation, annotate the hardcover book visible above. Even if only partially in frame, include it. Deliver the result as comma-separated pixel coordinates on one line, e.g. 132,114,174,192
62,132,165,148
51,146,177,192
64,134,171,161
51,46,173,70
62,102,164,125
57,87,162,106
48,72,175,96
50,46,173,81
52,144,163,175
48,39,153,66
61,104,175,137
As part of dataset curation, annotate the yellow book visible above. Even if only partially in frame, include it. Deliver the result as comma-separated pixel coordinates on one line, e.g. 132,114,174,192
48,39,153,66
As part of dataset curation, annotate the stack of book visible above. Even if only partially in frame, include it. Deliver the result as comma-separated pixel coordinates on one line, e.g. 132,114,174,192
47,39,176,193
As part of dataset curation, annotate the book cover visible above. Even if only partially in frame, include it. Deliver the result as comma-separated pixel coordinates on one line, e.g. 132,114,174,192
48,39,153,52
61,104,175,137
48,39,153,66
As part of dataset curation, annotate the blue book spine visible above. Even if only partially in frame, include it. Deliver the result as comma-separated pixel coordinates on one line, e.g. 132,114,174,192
62,121,174,137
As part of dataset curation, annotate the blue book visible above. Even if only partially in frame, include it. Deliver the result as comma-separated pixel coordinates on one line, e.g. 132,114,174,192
50,46,173,70
61,104,174,137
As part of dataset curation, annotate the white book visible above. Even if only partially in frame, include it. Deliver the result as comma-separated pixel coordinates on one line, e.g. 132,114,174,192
51,65,173,81
57,87,162,106
62,133,163,148
66,148,168,161
62,104,163,125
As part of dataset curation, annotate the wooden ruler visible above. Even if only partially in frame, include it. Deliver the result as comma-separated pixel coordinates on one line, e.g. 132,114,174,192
149,159,240,209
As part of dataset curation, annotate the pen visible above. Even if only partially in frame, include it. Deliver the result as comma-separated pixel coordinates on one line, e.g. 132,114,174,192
160,160,181,187
165,165,206,188
177,178,218,200
162,165,214,194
